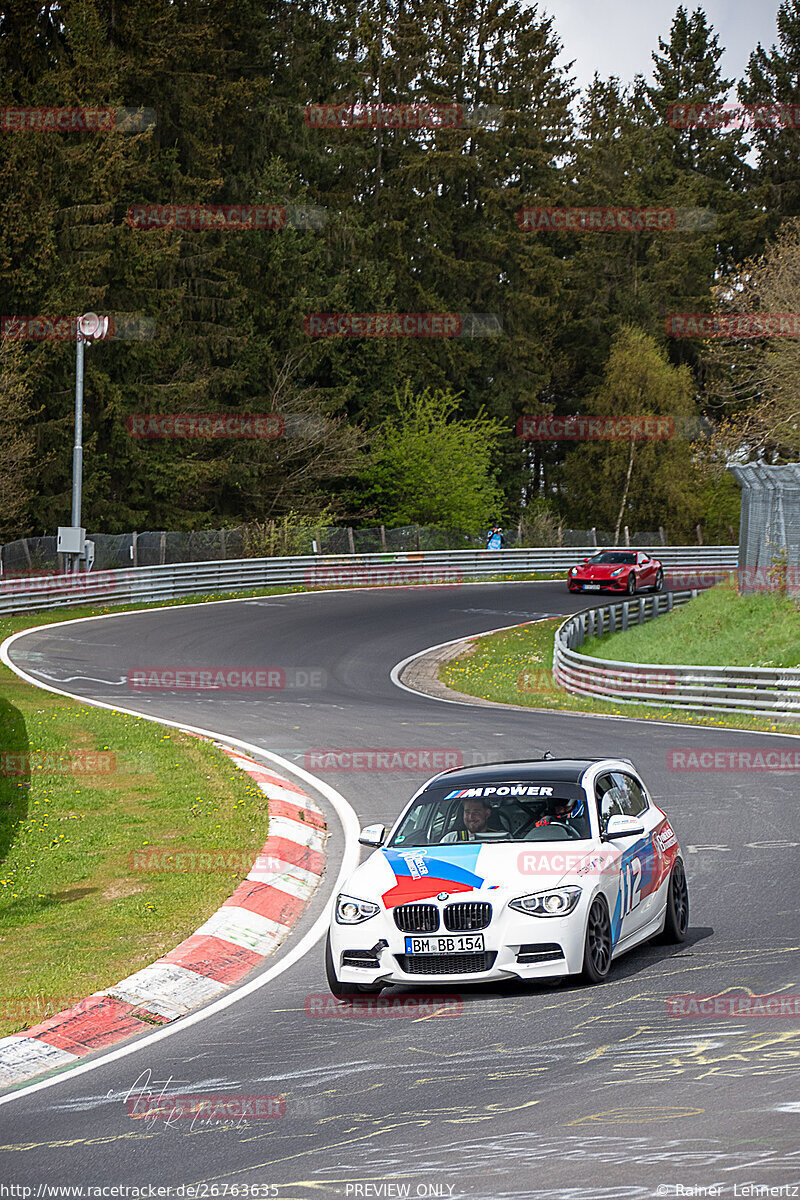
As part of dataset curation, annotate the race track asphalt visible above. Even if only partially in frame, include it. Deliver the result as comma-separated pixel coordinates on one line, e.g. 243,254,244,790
1,582,798,1199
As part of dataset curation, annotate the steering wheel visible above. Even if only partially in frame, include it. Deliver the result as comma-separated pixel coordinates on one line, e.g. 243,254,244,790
546,820,582,840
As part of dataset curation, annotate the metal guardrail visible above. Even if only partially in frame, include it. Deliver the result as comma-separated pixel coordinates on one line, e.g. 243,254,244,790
0,546,740,617
553,590,800,718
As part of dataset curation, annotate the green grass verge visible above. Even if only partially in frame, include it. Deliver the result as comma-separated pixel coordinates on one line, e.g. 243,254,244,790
580,579,800,669
0,607,281,1038
438,616,800,737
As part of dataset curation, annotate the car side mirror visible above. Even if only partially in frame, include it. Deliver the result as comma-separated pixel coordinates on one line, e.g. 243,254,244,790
358,823,386,848
603,814,645,840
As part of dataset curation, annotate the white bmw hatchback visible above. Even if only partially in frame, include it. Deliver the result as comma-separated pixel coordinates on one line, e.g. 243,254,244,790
326,757,688,997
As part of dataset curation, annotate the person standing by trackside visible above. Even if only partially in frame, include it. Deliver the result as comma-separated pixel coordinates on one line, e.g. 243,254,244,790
486,525,505,550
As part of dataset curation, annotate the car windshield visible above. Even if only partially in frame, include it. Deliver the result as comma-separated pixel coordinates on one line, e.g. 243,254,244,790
388,782,591,846
590,552,636,565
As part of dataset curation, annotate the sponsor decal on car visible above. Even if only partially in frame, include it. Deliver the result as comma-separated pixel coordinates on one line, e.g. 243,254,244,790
653,823,677,853
380,846,496,908
444,784,554,799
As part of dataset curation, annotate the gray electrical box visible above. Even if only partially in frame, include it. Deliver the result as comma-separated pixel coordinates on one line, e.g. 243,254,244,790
57,526,85,555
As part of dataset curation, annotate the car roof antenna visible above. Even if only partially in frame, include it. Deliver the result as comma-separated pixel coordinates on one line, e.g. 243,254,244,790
541,750,554,759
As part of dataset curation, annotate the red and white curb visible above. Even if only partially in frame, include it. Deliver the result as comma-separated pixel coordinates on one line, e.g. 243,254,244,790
0,746,326,1088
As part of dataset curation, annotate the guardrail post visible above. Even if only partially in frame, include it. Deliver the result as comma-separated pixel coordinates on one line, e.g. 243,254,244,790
638,597,645,624
621,601,629,631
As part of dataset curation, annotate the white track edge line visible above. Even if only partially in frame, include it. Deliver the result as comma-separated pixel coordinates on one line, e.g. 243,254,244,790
0,625,361,1107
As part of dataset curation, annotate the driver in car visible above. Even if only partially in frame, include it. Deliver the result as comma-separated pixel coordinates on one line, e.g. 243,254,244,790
442,797,498,842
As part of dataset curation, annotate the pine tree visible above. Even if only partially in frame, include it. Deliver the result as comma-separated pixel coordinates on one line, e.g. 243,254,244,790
739,0,800,236
0,340,37,540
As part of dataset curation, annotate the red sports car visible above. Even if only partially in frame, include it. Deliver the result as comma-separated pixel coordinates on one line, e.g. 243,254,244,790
567,550,664,595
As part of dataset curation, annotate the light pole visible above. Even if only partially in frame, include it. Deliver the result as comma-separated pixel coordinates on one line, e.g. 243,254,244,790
59,312,109,572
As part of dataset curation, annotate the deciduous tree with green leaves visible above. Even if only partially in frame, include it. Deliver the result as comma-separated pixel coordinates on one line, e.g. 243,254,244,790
354,384,504,532
559,327,701,542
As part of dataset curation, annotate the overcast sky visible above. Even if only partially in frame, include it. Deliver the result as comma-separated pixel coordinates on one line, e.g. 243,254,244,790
542,0,782,97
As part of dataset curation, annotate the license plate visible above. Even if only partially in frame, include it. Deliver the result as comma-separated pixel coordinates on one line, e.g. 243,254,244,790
404,934,486,954
583,584,601,590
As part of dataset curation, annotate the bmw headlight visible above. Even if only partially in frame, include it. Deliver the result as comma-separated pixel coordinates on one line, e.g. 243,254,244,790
509,886,582,917
610,568,624,577
335,894,380,924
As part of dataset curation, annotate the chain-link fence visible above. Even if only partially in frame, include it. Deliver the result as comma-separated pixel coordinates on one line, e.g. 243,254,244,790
730,463,800,596
0,521,712,577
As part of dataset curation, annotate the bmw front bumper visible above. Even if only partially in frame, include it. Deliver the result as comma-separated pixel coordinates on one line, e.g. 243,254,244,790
329,904,590,987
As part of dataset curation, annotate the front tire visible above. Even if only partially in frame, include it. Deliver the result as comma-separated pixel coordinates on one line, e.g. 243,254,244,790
652,568,664,593
626,572,637,596
660,859,689,943
581,898,612,983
